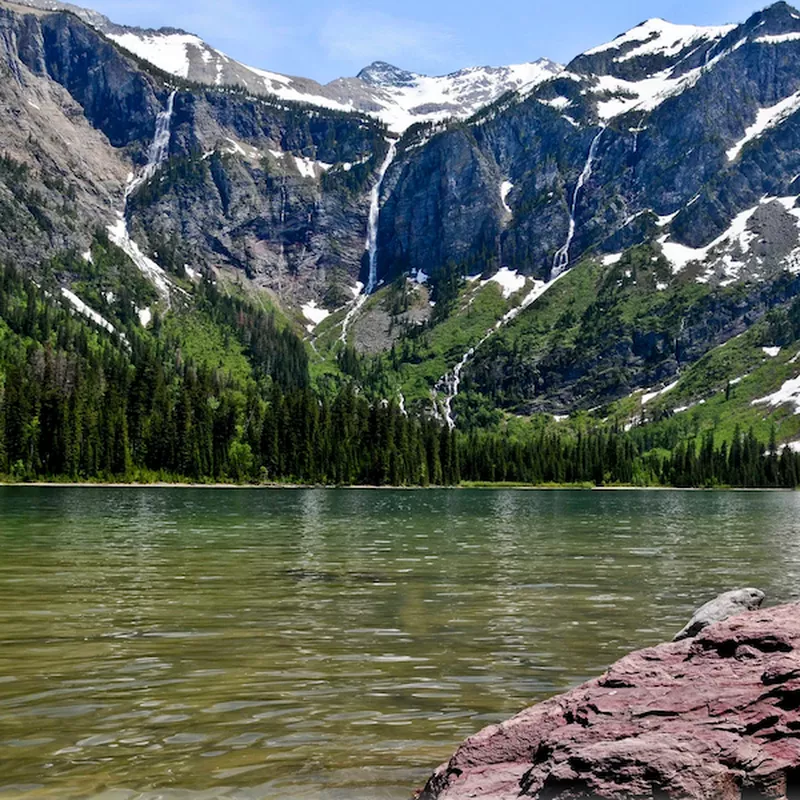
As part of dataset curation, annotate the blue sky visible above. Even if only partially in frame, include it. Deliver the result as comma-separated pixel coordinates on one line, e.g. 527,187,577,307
91,0,767,82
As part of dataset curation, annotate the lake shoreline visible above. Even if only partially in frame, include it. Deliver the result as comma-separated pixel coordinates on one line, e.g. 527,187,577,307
0,481,794,491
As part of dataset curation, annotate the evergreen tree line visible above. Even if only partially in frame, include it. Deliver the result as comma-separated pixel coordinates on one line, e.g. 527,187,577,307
1,262,800,488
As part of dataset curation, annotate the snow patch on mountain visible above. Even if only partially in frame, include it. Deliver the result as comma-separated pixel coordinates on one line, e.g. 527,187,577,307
754,32,800,44
592,39,746,120
585,18,735,58
753,375,800,414
243,64,356,114
642,379,680,405
293,156,332,180
659,195,800,284
659,205,761,273
61,287,117,335
727,89,800,160
108,216,172,300
301,301,330,332
500,181,513,214
108,32,205,78
485,267,525,299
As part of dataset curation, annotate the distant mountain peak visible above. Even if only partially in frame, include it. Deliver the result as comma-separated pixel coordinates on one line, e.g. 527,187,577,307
582,16,736,59
356,62,418,88
744,0,800,33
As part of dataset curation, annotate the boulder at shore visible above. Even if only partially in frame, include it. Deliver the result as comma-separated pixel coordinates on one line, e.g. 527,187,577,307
673,588,765,642
416,603,800,800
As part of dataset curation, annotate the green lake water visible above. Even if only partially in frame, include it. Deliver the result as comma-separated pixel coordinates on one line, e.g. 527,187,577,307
1,487,800,799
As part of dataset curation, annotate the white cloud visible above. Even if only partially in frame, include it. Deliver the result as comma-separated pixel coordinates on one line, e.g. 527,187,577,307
320,7,459,71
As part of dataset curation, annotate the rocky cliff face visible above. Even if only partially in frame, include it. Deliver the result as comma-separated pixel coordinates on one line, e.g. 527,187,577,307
0,0,389,306
417,601,800,800
381,3,800,284
373,1,800,419
379,2,800,289
125,88,385,303
0,3,133,270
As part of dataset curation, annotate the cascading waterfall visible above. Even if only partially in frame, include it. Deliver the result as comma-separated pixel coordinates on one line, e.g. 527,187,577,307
125,90,176,200
439,129,606,428
437,274,568,429
365,141,397,294
440,341,484,429
552,127,604,278
108,90,180,306
339,141,397,343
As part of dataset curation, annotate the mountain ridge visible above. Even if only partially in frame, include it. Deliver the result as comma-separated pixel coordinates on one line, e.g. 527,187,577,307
7,0,563,132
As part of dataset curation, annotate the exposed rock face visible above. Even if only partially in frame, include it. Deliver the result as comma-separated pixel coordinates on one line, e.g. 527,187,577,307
0,5,133,270
417,603,800,800
0,0,386,303
381,2,800,286
674,588,766,641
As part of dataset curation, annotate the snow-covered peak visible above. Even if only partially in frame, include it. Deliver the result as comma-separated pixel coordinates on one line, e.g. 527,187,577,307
562,15,744,123
105,25,562,132
346,59,563,132
584,18,736,60
357,62,418,88
12,0,563,133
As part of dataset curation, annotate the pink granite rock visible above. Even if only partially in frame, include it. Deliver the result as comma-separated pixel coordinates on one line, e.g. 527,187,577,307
416,604,800,799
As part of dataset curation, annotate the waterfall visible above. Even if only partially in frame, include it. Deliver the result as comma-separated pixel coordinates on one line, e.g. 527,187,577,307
552,127,604,278
339,141,397,343
440,343,481,430
126,90,177,200
439,130,605,427
365,141,397,294
109,91,180,306
438,273,569,429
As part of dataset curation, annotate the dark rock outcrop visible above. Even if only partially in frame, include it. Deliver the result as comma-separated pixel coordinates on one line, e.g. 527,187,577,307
417,602,800,799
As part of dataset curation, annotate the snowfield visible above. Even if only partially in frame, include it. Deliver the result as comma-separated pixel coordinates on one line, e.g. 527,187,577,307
108,32,205,79
584,18,734,58
727,89,800,161
753,376,800,414
485,267,526,299
108,27,561,133
61,288,117,336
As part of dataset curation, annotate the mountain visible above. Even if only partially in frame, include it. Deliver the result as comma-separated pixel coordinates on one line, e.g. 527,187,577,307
354,2,800,426
6,0,800,475
8,0,562,132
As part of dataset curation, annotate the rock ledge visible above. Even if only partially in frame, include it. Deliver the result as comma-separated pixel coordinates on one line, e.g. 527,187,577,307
416,603,800,799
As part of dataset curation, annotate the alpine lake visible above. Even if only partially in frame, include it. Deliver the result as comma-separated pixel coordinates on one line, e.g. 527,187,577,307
1,487,800,800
